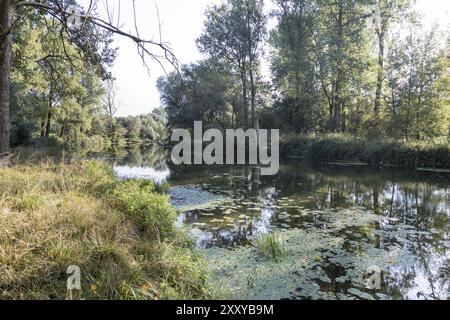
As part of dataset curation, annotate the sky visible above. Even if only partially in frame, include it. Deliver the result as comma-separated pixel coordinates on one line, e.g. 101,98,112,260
81,0,449,117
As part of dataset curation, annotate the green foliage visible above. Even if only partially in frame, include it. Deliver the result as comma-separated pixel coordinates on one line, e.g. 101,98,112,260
112,179,177,239
10,10,167,153
160,0,448,148
10,0,448,153
268,0,448,139
385,27,450,140
158,62,235,130
11,12,105,151
269,0,376,133
160,0,270,131
196,0,267,128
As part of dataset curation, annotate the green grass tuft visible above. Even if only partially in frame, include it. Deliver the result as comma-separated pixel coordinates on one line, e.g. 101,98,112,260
253,233,289,261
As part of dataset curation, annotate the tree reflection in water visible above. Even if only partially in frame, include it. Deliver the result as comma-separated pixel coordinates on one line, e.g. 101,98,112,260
111,148,449,299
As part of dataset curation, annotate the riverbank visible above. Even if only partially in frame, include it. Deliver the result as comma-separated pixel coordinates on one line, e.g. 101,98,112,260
280,134,450,169
0,161,210,300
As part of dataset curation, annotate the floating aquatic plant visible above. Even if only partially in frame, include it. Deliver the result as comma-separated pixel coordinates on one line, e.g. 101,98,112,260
202,207,449,300
169,186,232,211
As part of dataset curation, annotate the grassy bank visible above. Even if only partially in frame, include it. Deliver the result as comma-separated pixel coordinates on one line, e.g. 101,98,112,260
281,134,450,169
0,161,209,300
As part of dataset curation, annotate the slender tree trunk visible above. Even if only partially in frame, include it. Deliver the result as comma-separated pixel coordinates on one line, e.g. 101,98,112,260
373,188,380,213
40,116,46,137
240,66,249,129
333,78,342,131
375,27,386,114
108,116,114,141
333,1,344,131
43,85,53,138
341,106,346,132
0,0,15,153
328,81,335,118
249,65,256,128
45,110,51,137
247,10,256,129
60,122,65,138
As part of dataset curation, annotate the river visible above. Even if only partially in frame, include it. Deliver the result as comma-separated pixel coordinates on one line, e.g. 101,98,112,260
109,147,449,300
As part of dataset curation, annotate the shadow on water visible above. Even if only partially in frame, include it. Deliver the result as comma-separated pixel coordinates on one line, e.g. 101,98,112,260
109,147,449,300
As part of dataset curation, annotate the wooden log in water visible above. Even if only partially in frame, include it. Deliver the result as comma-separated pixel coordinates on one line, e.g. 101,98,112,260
416,167,450,174
326,161,369,167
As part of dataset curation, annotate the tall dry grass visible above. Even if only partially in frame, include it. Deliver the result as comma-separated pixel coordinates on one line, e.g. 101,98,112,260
0,161,209,300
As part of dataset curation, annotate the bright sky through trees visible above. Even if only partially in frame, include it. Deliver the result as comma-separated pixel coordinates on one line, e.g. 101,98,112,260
81,0,449,117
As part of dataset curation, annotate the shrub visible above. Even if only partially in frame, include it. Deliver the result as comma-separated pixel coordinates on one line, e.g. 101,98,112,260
111,179,177,239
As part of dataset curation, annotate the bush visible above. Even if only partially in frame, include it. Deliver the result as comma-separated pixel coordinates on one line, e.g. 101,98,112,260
111,179,177,239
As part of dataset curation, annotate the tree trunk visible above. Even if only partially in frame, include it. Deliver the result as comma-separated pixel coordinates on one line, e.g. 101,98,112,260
341,106,346,132
333,78,342,131
40,116,47,137
333,1,344,131
240,67,249,129
247,11,256,129
60,122,65,138
249,66,256,129
43,84,53,138
374,27,386,114
45,110,51,137
0,0,14,153
373,188,380,213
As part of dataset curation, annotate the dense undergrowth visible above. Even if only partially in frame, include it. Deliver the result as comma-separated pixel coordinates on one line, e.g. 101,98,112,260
281,134,450,169
0,161,210,300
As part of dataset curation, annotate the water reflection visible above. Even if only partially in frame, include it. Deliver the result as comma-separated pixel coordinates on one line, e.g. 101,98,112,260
108,147,171,183
175,186,278,248
111,148,450,300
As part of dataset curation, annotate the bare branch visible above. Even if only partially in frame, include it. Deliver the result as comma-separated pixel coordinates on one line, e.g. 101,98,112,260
16,0,180,77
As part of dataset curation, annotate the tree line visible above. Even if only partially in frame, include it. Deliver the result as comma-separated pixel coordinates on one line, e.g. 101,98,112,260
1,0,176,154
1,0,448,156
9,15,167,151
158,0,449,141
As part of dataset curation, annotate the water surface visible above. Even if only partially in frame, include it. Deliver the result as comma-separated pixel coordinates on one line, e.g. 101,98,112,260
112,147,450,300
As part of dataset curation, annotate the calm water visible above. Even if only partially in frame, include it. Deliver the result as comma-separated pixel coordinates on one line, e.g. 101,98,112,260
110,147,450,300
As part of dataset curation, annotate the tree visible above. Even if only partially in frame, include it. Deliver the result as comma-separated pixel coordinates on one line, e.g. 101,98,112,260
385,27,449,140
197,0,266,128
270,0,375,132
318,0,374,131
270,0,323,132
124,116,143,145
372,0,412,115
158,62,235,131
102,78,119,145
0,0,14,153
0,0,177,153
102,79,119,119
10,12,104,147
